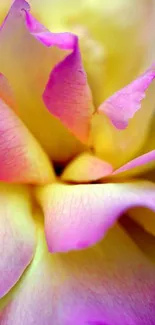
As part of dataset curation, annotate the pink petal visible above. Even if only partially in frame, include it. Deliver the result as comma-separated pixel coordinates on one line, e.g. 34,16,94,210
1,224,155,324
23,5,94,143
113,150,155,177
98,66,155,129
25,6,94,143
61,152,113,183
0,183,35,298
42,40,93,143
0,98,55,183
24,7,94,144
36,181,155,253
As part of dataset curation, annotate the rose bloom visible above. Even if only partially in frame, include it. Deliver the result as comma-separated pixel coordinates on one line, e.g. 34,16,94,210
0,0,155,324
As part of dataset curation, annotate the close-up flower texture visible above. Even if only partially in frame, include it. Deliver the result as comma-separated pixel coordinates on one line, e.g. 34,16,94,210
1,0,155,324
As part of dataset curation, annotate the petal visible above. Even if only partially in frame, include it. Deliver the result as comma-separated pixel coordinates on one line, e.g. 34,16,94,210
112,150,155,178
0,0,85,162
0,98,55,183
1,224,155,324
91,77,155,168
35,181,155,253
98,66,155,129
43,39,94,143
61,152,113,183
0,183,36,298
24,6,94,143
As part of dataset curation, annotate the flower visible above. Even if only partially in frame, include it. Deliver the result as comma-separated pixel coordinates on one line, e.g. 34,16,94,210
0,0,155,324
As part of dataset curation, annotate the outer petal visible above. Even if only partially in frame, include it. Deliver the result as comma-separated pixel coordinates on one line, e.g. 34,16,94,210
0,98,55,183
112,150,155,178
0,183,36,298
0,1,92,161
61,152,113,183
98,66,155,129
35,181,155,252
1,224,155,325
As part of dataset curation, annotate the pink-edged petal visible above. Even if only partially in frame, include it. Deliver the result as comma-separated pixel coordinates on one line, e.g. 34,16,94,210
0,183,35,298
1,224,155,325
0,98,55,183
61,152,113,183
42,38,94,143
113,150,155,178
35,181,155,253
98,66,155,129
25,9,94,142
0,0,85,162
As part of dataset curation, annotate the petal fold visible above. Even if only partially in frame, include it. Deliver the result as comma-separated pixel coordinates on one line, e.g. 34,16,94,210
98,66,155,129
35,181,155,252
0,183,36,298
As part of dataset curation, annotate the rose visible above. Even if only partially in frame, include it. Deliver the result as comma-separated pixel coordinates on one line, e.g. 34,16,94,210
0,0,155,324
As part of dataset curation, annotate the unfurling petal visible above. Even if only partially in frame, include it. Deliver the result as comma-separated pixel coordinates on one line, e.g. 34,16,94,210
25,5,94,143
35,181,155,252
1,224,155,325
98,66,155,129
0,0,85,162
0,98,55,184
0,183,35,298
43,39,94,143
61,152,113,183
